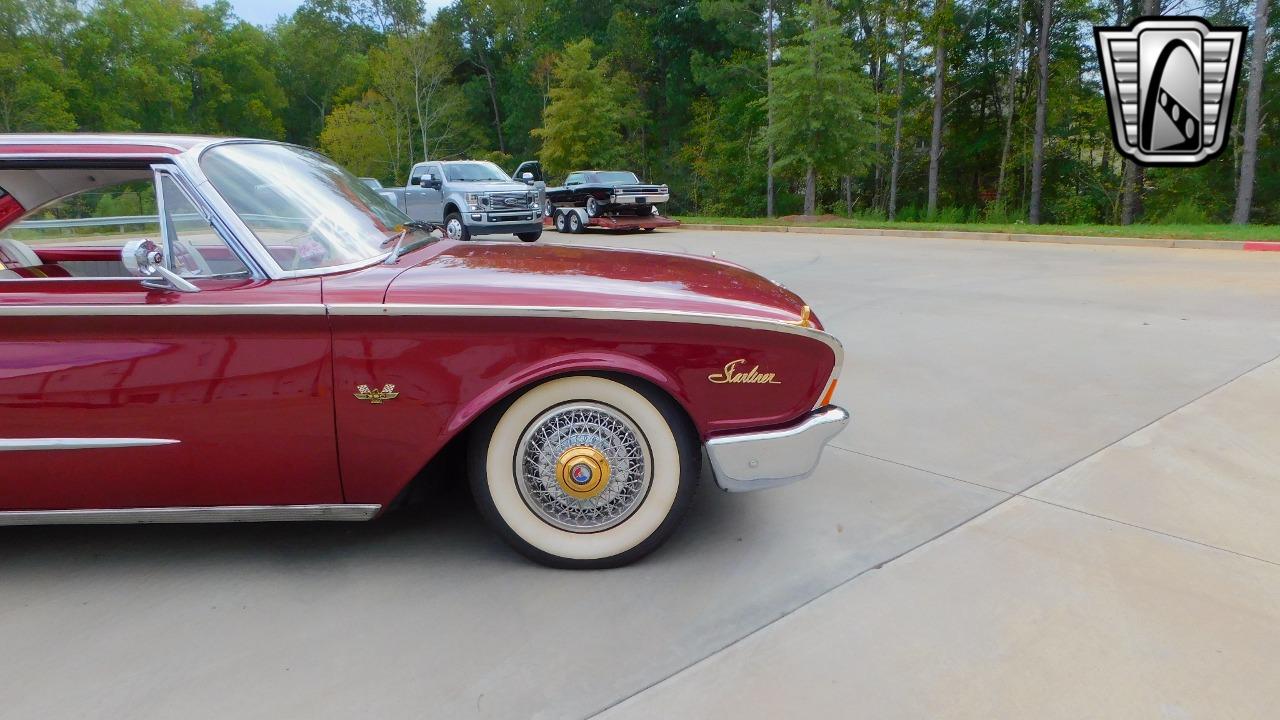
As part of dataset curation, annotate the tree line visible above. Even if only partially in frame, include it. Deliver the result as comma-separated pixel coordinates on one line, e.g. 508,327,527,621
1,0,1275,224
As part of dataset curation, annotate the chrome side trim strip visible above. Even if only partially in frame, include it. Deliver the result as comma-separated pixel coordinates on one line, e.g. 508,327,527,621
327,302,845,359
0,504,382,525
0,304,326,316
706,405,850,492
0,438,180,452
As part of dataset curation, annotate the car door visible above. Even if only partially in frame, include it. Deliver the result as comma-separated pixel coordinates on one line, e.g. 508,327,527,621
563,173,585,204
0,166,343,511
404,162,444,223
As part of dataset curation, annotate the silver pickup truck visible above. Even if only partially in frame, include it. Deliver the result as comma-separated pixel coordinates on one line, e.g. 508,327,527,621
368,160,543,242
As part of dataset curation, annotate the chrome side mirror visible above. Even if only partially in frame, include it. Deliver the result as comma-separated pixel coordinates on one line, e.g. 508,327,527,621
122,239,200,293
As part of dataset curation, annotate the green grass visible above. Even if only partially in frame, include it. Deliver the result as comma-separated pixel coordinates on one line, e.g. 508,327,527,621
675,216,1280,242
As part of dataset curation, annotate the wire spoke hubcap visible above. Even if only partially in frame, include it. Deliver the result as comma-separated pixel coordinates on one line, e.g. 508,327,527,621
516,402,651,533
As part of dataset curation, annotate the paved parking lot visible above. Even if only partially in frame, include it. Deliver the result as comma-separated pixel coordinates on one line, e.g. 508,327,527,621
4,229,1280,719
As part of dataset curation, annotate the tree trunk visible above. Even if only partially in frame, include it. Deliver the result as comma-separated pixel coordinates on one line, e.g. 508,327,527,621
766,0,776,218
927,0,948,219
995,0,1025,205
1122,0,1159,224
889,17,907,221
1028,0,1051,224
1232,0,1269,224
804,164,817,216
478,59,505,154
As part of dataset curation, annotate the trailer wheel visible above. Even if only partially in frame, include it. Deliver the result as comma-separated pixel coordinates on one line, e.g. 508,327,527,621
568,211,585,234
554,210,570,233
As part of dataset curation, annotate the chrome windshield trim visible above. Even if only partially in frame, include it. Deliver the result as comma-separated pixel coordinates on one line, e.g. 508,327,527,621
173,144,285,279
189,140,405,280
0,504,381,525
0,304,326,316
0,438,180,452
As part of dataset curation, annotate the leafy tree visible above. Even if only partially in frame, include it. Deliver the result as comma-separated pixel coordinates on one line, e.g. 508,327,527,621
190,1,287,138
319,95,400,180
763,1,876,215
532,39,646,178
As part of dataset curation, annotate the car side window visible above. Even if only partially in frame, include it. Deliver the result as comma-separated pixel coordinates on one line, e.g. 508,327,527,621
0,172,248,280
158,174,249,278
566,173,582,186
409,164,426,186
0,176,160,279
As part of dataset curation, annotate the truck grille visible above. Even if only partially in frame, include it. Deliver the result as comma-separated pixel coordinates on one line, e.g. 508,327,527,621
490,192,534,209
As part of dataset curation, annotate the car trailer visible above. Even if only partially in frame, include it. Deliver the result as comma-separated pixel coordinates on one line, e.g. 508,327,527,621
547,207,681,234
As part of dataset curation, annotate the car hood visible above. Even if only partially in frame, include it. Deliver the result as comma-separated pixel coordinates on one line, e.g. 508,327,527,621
383,241,809,323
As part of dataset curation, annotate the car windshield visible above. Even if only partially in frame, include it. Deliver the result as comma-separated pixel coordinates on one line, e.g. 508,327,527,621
200,143,413,271
595,171,640,183
444,162,511,182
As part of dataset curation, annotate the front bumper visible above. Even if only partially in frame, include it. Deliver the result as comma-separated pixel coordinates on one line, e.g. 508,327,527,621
465,215,543,237
706,406,850,492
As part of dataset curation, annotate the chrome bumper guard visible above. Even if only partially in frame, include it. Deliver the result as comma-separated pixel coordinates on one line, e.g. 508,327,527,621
706,405,850,492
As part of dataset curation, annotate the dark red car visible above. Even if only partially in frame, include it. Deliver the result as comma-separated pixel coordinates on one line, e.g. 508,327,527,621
0,134,847,567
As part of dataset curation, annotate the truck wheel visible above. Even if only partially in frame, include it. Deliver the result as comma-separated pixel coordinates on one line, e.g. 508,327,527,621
568,211,585,234
444,213,471,242
554,211,570,233
586,197,602,217
516,231,541,243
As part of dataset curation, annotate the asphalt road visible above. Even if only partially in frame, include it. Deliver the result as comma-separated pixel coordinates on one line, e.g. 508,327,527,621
4,229,1280,719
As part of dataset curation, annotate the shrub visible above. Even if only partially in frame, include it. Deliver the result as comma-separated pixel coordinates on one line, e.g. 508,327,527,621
1048,194,1098,225
983,199,1017,223
1159,199,1212,225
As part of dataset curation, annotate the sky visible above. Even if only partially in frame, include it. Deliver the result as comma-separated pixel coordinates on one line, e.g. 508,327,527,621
224,0,451,27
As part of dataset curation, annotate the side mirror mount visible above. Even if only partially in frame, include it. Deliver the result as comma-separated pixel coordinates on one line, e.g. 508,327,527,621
122,239,200,293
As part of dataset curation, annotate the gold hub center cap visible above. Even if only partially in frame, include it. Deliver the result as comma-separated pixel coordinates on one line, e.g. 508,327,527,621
555,446,611,500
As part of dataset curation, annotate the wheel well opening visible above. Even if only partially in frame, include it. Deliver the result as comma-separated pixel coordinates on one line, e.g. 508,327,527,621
396,369,698,502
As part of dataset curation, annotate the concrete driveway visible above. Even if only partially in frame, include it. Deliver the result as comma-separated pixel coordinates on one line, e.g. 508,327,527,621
4,229,1279,719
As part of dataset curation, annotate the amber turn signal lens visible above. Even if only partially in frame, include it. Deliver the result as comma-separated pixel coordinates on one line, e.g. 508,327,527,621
819,379,838,407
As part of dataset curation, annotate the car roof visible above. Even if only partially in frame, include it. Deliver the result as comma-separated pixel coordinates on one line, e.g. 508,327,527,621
0,132,229,155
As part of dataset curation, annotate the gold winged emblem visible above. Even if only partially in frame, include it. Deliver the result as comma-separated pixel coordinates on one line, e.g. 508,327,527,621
354,384,399,404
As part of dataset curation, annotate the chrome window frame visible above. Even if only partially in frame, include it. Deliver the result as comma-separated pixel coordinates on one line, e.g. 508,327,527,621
151,163,257,280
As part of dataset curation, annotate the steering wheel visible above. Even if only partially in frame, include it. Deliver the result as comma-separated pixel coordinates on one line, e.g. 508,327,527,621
283,217,334,271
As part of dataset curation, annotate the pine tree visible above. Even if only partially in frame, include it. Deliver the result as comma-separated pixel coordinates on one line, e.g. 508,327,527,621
764,1,876,216
532,39,643,178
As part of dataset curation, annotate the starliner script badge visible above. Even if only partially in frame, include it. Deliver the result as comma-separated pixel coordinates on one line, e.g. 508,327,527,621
708,359,781,385
355,384,400,404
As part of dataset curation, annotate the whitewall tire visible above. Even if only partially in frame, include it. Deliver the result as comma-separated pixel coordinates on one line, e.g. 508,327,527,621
469,375,699,568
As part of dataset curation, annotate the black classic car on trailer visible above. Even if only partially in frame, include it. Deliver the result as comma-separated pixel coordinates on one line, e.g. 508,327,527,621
513,161,679,234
